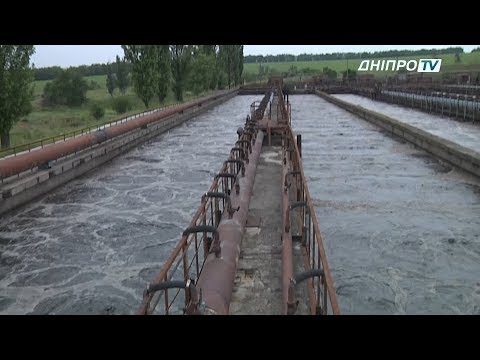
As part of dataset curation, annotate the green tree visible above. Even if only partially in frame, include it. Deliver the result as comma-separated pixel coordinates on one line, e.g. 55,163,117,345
218,45,244,87
122,45,157,108
200,45,219,90
200,45,217,56
43,69,88,107
455,53,461,63
153,45,170,103
189,50,216,95
115,55,129,95
170,45,191,101
235,45,244,85
214,48,228,89
106,63,116,97
0,45,35,148
218,45,235,88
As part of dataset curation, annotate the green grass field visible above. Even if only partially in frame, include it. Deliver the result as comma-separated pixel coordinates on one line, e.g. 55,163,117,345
243,52,480,79
9,75,212,149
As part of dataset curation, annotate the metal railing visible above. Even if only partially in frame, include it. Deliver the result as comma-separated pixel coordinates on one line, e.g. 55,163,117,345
0,89,234,159
139,83,339,315
0,103,184,159
319,84,480,123
278,86,340,315
377,89,479,123
138,123,253,315
283,126,339,315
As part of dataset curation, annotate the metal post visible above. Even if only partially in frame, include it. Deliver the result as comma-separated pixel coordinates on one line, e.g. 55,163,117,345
456,95,459,119
473,96,476,123
297,134,302,158
346,57,349,84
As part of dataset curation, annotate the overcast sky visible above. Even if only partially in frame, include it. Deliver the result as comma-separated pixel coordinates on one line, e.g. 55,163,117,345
31,45,479,68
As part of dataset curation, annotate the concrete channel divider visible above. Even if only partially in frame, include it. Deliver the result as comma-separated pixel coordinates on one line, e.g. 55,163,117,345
0,90,238,216
315,90,480,178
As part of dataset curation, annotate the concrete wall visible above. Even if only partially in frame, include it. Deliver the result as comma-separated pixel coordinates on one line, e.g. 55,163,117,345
315,90,480,179
0,91,237,216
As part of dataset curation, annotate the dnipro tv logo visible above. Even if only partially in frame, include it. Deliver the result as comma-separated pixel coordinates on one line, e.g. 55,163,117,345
357,59,442,73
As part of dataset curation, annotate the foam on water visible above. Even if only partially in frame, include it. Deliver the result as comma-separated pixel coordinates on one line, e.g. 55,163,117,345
291,95,480,315
0,95,261,314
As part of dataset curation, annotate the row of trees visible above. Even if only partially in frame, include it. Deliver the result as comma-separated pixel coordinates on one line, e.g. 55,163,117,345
41,45,245,109
0,45,245,149
34,62,133,81
244,47,465,63
121,45,243,107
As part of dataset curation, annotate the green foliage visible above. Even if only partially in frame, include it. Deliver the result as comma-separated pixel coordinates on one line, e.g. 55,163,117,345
257,63,270,80
301,67,314,75
322,67,337,79
216,69,227,89
88,79,101,90
455,53,461,63
43,69,88,106
342,69,357,79
106,63,116,97
189,51,216,95
90,102,105,119
111,96,131,114
288,65,298,77
122,45,157,107
5,72,220,150
34,66,62,80
201,45,219,90
243,71,257,83
170,45,192,101
153,45,170,103
0,45,36,148
115,55,129,95
33,62,133,81
237,45,244,85
218,45,243,88
200,45,217,56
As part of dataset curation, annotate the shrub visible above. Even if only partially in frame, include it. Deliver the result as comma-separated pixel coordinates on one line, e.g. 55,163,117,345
43,69,88,106
90,103,105,119
111,96,131,114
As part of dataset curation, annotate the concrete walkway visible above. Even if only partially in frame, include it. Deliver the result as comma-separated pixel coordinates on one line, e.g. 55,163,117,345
229,146,283,314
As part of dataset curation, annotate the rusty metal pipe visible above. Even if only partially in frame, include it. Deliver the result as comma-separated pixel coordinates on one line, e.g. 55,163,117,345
195,130,264,315
294,269,324,284
0,92,231,179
